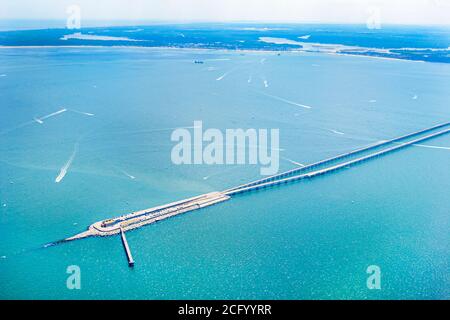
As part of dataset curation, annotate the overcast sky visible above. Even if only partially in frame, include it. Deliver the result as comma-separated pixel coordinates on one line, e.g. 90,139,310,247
1,0,449,25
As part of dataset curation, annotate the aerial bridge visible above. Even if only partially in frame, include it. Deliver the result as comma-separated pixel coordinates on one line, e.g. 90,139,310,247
61,121,450,265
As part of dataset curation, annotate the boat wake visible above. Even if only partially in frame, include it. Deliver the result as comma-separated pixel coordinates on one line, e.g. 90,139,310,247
121,170,136,180
55,142,79,183
69,109,95,116
329,129,345,135
282,157,305,167
258,91,312,109
39,108,67,122
413,143,450,150
216,71,231,81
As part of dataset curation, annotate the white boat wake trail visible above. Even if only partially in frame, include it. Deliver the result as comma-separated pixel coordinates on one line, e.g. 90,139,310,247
282,157,305,167
329,129,345,135
202,166,242,181
121,170,136,180
216,71,232,81
216,66,240,81
1,107,89,135
3,108,66,134
258,91,312,109
413,144,450,151
39,108,67,122
69,109,95,116
55,142,79,183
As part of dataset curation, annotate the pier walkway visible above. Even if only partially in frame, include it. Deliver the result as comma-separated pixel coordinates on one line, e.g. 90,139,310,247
120,228,134,267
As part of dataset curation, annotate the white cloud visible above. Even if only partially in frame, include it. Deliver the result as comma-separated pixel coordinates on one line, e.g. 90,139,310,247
0,0,449,25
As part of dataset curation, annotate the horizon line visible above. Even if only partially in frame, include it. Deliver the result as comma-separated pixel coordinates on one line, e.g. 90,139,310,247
1,19,450,28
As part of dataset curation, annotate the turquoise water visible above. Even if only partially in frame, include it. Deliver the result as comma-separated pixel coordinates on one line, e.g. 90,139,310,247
0,47,449,299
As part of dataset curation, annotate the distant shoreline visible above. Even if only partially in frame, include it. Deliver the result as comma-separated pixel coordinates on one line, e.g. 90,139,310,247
0,44,432,64
1,23,448,64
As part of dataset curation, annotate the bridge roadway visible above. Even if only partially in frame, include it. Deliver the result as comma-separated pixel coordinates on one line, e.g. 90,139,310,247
225,126,450,195
63,122,450,242
64,192,230,241
223,121,450,194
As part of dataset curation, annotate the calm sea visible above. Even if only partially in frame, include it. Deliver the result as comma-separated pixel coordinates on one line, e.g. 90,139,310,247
0,46,449,299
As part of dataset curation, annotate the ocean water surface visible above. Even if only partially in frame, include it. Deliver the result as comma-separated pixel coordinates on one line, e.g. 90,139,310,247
0,42,449,299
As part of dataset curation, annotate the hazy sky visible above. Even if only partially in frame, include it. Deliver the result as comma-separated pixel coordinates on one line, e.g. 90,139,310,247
1,0,449,25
